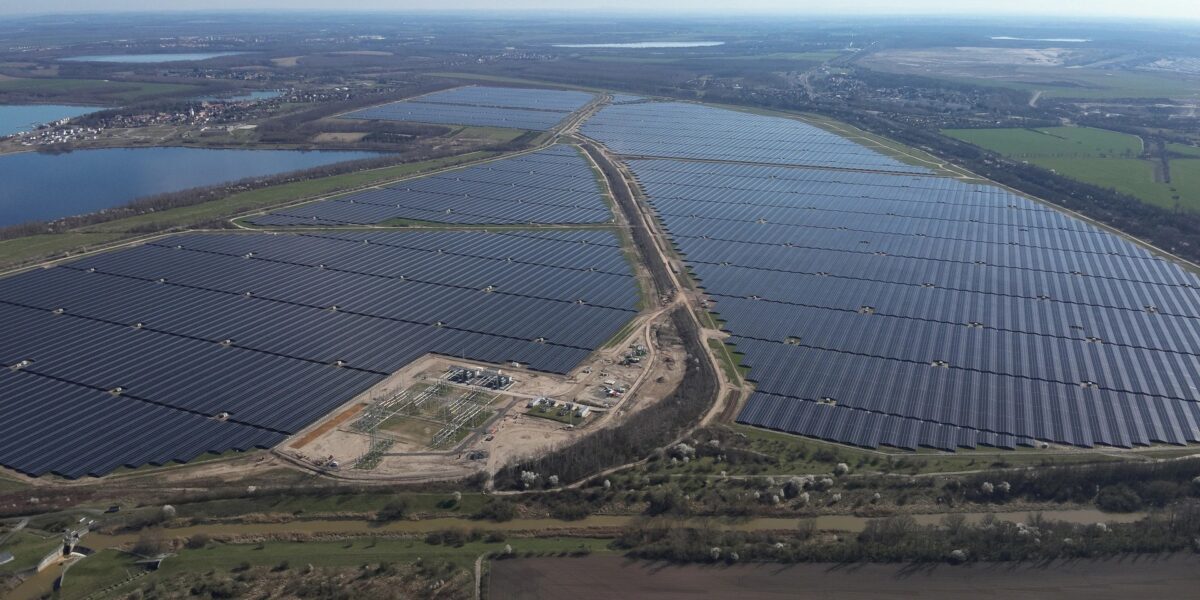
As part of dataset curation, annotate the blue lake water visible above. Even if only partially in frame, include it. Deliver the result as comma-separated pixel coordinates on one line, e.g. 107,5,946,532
0,147,381,226
61,52,246,63
0,105,104,137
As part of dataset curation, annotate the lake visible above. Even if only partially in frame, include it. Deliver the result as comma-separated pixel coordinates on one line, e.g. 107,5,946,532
61,52,246,63
0,105,104,137
553,41,724,48
0,147,381,226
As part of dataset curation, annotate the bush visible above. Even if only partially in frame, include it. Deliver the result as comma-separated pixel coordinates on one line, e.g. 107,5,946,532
474,498,516,522
1096,484,1143,513
184,533,211,550
131,530,167,556
376,498,410,522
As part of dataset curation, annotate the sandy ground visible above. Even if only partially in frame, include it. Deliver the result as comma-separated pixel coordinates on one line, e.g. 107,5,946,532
274,305,681,482
489,555,1200,600
312,132,369,143
270,56,301,67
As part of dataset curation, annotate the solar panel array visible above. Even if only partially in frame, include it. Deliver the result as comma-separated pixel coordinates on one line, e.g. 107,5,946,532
0,229,637,477
250,145,612,227
583,102,929,174
341,86,594,130
602,102,1200,451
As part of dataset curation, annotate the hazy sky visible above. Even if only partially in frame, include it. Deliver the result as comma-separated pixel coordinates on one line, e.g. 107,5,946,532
1,0,1196,20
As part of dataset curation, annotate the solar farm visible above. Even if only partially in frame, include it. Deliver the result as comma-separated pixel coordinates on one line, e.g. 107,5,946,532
0,229,638,477
250,145,612,227
340,85,595,130
584,100,1200,452
582,101,930,173
4,86,1200,482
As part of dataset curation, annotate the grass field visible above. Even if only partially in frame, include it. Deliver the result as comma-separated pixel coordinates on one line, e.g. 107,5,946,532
1168,143,1200,158
169,491,488,520
944,126,1200,211
0,530,60,575
685,424,1132,477
0,77,197,103
60,537,611,599
861,53,1200,100
944,126,1142,158
959,69,1200,100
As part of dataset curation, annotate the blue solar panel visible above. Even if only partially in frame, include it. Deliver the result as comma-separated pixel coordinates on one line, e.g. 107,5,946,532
0,229,638,477
615,141,1200,450
341,86,594,130
583,102,931,173
251,145,613,227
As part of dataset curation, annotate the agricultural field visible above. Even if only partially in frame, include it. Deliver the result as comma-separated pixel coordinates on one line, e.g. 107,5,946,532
944,126,1200,211
860,48,1200,100
0,77,197,103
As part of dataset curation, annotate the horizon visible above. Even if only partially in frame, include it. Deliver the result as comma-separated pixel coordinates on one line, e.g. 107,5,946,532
1,3,1198,22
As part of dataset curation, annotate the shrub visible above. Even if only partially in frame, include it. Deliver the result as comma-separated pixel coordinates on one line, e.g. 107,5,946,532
474,498,516,522
376,498,410,522
184,533,211,550
1096,484,1143,513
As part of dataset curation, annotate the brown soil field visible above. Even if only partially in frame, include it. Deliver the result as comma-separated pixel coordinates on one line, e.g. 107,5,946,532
489,555,1200,599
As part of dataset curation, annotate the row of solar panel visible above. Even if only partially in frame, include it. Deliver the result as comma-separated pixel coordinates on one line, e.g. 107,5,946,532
251,145,613,226
583,102,930,173
680,244,1200,314
668,225,1178,283
0,369,286,478
611,145,1200,449
142,231,637,307
0,229,638,477
660,212,1156,264
715,300,1199,401
413,86,595,112
736,345,1200,449
627,158,1016,197
629,161,1059,213
345,102,568,130
708,294,1200,360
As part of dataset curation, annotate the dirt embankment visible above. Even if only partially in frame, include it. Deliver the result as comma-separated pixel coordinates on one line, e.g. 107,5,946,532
579,141,674,303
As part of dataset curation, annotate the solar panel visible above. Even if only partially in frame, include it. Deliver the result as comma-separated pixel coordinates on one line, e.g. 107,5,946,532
251,145,613,227
583,102,931,173
0,229,638,477
341,86,594,130
602,103,1200,451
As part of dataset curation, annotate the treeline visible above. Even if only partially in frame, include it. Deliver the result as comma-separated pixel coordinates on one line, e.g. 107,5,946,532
955,457,1200,511
616,501,1200,563
494,307,717,489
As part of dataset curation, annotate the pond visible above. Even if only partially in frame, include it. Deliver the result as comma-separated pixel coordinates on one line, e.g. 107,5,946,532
0,147,382,226
60,52,246,63
0,105,104,137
